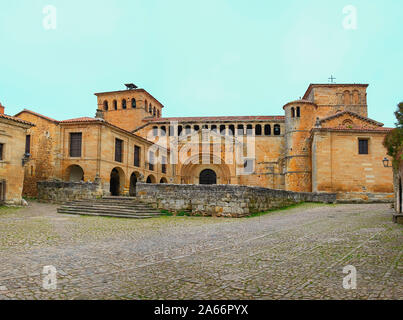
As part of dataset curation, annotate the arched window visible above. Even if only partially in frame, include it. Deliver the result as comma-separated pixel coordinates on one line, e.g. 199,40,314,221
113,100,117,110
353,90,359,104
194,125,200,131
211,125,217,133
246,124,253,136
228,125,235,135
291,107,295,118
274,124,281,136
149,104,152,113
144,99,148,111
160,126,166,136
220,125,226,135
103,101,108,111
122,99,127,109
296,106,300,117
185,125,191,134
131,98,136,108
157,110,160,118
153,107,156,116
264,124,271,136
255,124,262,136
237,124,244,135
178,125,183,136
343,91,351,105
152,126,158,137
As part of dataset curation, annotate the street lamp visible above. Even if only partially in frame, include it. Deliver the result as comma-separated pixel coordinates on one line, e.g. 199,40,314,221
382,157,392,168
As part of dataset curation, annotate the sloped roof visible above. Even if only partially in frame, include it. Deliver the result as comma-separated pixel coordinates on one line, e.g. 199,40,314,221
0,113,35,126
283,99,317,109
146,115,285,123
14,109,59,123
319,111,384,127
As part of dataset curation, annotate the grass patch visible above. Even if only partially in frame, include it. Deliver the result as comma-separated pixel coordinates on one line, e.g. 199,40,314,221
246,202,329,218
0,206,22,216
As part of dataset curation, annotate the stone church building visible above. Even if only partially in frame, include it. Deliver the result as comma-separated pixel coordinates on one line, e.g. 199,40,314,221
15,82,394,202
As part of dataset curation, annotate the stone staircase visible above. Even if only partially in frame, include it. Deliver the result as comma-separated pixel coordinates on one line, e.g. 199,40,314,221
57,196,163,219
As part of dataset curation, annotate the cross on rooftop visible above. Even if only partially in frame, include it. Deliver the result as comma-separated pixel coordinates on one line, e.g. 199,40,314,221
328,75,336,83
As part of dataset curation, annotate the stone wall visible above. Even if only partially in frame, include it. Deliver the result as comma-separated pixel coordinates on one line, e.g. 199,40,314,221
37,180,103,203
136,183,337,217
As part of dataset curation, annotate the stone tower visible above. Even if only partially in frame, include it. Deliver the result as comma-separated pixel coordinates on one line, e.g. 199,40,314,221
94,84,164,132
283,99,318,192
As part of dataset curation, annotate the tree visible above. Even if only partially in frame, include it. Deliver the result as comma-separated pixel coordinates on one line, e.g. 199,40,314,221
383,102,403,166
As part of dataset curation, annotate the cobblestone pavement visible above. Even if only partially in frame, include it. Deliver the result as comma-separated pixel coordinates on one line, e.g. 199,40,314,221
0,202,401,300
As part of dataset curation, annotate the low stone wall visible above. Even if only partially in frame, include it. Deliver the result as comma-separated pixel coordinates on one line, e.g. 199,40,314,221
336,192,394,203
37,180,103,203
136,183,337,217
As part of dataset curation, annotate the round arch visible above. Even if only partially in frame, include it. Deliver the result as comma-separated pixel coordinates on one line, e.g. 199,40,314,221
199,169,217,185
146,175,156,184
110,167,125,196
66,164,84,182
160,177,168,184
129,171,140,196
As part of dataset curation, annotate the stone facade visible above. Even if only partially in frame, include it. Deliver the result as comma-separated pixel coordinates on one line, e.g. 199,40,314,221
137,183,337,217
37,180,103,203
13,82,394,202
0,104,34,205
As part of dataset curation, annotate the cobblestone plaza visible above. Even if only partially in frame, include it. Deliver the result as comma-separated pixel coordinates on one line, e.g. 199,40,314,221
0,202,401,300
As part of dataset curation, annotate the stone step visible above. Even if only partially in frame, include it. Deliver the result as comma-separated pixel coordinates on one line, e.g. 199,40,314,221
57,209,155,219
58,206,162,216
63,202,154,209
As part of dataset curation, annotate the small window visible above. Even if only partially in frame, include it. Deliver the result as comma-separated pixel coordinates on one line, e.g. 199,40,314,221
358,139,369,155
291,107,295,118
115,138,123,162
153,107,156,116
296,106,300,117
122,99,127,109
148,151,154,171
237,125,244,135
69,133,82,157
103,101,109,111
113,100,117,110
0,143,3,160
220,125,226,135
178,125,183,136
131,98,136,108
185,125,191,134
25,135,31,154
160,126,166,136
255,124,262,136
157,110,160,118
264,124,271,136
152,126,158,137
194,125,200,132
274,124,281,136
134,145,141,167
149,104,152,113
228,125,235,136
211,125,217,133
246,124,253,136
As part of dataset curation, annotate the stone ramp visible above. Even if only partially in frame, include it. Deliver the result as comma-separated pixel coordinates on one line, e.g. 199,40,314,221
57,197,163,219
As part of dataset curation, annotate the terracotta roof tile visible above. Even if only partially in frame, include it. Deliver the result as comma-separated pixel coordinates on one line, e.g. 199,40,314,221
147,115,285,123
319,111,384,126
0,113,35,126
14,109,59,123
59,117,97,123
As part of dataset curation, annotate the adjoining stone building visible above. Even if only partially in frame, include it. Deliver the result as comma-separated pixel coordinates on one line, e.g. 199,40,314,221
0,103,34,205
14,82,394,202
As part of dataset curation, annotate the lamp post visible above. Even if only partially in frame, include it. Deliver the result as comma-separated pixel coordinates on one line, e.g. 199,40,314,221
382,157,393,168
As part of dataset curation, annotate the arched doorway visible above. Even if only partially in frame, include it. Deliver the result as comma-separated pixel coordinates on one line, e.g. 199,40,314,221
110,168,121,196
160,177,167,184
67,165,84,182
146,175,156,184
129,172,138,196
199,169,217,185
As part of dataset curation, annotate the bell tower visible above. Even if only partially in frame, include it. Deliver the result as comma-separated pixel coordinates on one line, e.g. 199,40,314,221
94,83,164,132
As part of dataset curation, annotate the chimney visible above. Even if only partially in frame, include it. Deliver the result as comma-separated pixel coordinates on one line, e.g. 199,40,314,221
0,102,4,114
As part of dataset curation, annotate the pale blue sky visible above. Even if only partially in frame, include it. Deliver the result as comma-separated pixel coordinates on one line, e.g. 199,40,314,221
0,0,402,126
